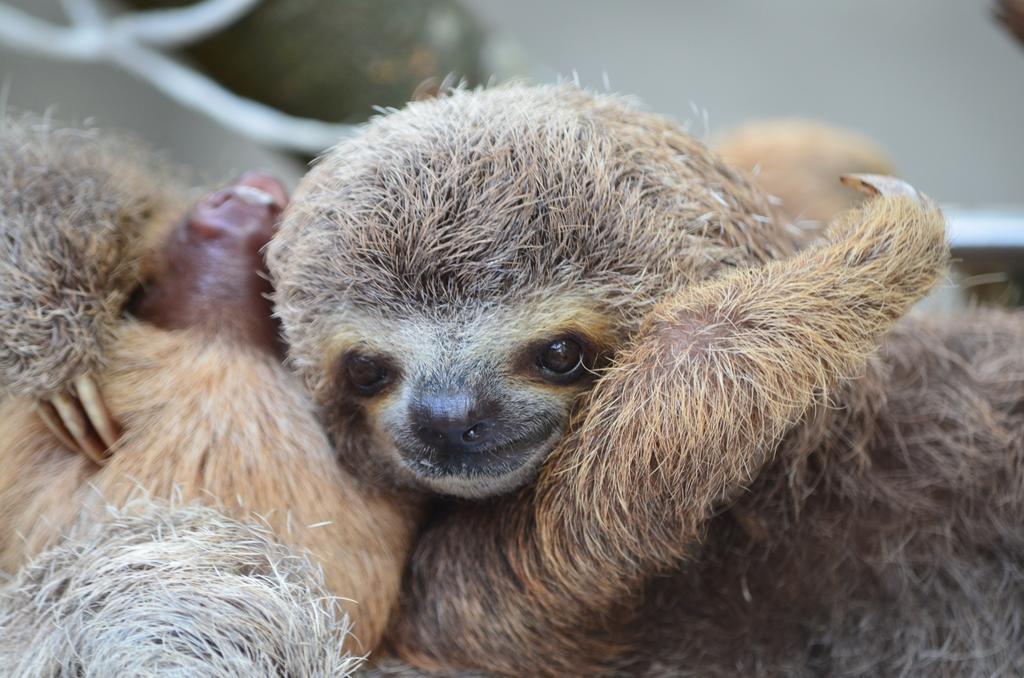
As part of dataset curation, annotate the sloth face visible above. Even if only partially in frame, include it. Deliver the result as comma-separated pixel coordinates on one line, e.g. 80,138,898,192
269,86,796,498
323,301,613,498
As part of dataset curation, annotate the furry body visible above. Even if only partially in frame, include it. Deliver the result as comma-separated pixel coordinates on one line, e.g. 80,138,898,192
0,120,182,397
633,311,1024,676
269,86,1022,676
0,501,362,676
0,88,1020,677
0,324,415,652
0,119,417,658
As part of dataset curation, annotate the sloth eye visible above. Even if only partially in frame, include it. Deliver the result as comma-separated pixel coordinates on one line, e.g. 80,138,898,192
344,355,390,396
537,338,585,383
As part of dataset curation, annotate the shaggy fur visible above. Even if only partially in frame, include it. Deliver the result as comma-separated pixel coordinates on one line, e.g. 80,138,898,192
2,86,1020,676
633,309,1024,676
382,194,955,675
0,322,418,654
0,117,183,397
0,500,363,677
268,85,1021,675
268,85,804,499
271,87,798,403
0,118,420,659
716,119,895,225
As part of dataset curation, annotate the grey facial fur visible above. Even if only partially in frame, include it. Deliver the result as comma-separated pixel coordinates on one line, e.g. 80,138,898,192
332,308,586,498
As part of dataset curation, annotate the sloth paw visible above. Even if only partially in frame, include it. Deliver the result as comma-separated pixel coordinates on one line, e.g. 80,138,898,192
45,172,289,465
37,375,119,465
0,121,182,400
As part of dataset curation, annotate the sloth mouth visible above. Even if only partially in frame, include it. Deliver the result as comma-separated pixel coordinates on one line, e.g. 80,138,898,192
397,424,563,496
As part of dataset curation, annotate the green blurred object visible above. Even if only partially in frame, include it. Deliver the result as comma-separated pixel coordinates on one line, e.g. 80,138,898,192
124,0,486,123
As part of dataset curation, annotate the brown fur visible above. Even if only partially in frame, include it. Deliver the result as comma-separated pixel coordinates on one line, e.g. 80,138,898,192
0,116,182,397
382,195,954,675
268,85,1021,675
631,309,1024,676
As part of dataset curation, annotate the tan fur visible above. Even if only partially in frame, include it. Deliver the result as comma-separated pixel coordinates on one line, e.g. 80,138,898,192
716,119,895,224
0,115,423,656
0,322,416,652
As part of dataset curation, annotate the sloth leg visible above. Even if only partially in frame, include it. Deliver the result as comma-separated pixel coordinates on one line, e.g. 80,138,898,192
0,121,185,396
44,172,289,463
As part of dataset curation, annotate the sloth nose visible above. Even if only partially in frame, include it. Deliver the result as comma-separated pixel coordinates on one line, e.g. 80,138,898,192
411,391,499,456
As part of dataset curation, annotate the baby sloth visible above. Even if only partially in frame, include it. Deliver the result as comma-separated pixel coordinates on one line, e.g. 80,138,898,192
264,87,906,501
268,86,1024,676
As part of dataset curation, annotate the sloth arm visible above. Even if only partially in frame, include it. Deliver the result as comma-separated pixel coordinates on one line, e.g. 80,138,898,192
387,179,949,675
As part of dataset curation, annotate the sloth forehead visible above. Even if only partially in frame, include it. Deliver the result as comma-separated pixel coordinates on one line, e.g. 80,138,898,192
269,85,795,356
286,93,711,309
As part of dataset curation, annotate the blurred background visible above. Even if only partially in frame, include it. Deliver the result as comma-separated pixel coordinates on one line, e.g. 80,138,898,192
1,0,1022,303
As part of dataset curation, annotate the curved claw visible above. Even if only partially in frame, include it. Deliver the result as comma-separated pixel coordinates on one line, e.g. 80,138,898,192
74,375,120,449
37,375,120,466
36,401,80,454
840,174,936,209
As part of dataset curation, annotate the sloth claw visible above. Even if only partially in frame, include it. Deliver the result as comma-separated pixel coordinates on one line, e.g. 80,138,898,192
38,376,119,465
36,401,79,455
840,174,935,208
74,375,120,449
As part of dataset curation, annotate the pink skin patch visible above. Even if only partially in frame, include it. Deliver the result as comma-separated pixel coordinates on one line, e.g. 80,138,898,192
131,171,290,356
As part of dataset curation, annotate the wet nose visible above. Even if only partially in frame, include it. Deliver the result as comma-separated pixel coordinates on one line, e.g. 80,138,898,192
411,391,498,456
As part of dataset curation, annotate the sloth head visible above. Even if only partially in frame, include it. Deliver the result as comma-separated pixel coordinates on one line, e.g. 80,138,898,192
268,84,797,498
